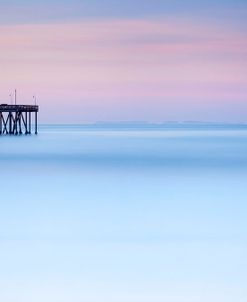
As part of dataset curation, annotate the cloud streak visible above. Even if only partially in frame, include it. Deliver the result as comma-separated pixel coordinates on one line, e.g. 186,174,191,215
0,18,247,122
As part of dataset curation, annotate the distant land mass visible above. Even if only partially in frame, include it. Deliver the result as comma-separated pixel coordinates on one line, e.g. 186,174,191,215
93,121,247,127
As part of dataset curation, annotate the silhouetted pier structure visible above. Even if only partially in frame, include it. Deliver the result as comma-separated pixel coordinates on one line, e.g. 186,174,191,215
0,104,39,135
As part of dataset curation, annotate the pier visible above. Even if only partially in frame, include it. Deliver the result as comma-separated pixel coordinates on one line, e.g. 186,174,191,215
0,104,39,135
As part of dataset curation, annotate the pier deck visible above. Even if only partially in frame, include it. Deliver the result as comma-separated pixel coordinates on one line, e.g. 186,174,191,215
0,104,39,135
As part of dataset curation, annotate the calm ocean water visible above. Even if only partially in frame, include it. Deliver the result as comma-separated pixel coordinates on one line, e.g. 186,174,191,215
0,124,247,302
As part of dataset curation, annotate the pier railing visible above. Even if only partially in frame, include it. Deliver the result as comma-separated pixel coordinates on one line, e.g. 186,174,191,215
0,104,38,112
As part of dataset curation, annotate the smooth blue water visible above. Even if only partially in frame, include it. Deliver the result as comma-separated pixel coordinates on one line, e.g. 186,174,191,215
0,125,247,302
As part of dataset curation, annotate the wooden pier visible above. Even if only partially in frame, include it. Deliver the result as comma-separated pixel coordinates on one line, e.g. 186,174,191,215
0,104,39,135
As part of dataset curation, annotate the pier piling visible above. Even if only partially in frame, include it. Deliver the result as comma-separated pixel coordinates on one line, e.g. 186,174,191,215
0,105,39,135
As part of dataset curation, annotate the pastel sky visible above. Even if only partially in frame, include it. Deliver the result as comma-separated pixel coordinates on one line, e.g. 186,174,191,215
0,0,247,123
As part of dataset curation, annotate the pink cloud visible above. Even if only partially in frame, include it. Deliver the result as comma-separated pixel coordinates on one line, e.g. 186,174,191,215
0,19,246,122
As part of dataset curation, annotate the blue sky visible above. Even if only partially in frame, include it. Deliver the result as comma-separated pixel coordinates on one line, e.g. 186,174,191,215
1,0,247,24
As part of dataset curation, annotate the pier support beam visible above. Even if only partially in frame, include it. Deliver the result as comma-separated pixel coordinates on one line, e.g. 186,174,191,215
0,105,39,136
9,112,12,134
0,113,2,135
25,112,28,134
29,112,31,134
35,112,38,135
